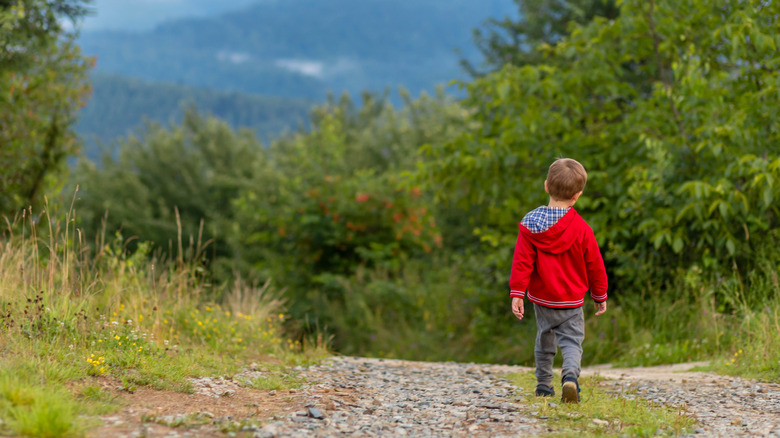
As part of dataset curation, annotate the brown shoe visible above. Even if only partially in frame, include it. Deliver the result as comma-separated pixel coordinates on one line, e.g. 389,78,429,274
561,379,580,404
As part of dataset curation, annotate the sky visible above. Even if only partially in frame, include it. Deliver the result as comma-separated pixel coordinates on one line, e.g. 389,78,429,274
78,0,261,31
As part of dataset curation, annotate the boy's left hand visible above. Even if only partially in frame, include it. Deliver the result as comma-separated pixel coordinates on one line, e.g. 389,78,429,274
511,297,524,320
594,300,607,316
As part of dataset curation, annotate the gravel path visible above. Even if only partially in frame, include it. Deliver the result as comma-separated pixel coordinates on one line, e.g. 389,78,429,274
584,363,780,437
94,357,780,437
255,357,780,438
258,357,544,437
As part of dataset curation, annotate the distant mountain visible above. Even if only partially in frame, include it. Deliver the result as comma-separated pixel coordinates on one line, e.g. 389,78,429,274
77,0,519,99
80,0,260,32
76,74,312,159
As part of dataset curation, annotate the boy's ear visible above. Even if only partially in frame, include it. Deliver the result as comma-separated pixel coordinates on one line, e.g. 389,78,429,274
572,191,583,202
544,180,549,194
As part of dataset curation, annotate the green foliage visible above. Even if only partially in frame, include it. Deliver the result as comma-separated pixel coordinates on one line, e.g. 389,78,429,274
317,259,532,361
232,92,466,327
464,0,620,75
1,0,89,71
73,90,467,344
422,0,780,295
76,74,312,155
0,0,92,216
73,110,262,275
0,373,82,438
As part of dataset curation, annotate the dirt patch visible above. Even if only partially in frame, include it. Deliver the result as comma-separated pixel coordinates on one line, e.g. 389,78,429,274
81,377,358,437
582,361,712,382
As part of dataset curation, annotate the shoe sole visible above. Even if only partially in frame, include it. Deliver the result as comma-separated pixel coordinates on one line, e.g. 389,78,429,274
562,381,579,403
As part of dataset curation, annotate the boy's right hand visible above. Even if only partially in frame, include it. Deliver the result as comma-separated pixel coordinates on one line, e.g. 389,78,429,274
594,300,607,316
511,297,524,320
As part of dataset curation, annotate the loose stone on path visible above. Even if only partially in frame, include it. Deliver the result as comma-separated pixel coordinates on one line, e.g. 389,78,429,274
255,357,544,437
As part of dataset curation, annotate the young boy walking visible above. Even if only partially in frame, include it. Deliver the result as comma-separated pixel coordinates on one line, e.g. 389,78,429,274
509,158,608,403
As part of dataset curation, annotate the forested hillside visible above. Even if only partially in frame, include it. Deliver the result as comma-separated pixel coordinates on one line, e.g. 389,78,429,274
77,0,517,99
76,74,311,157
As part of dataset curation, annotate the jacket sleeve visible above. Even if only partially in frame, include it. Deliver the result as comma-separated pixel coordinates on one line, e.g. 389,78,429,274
509,228,536,299
584,228,608,302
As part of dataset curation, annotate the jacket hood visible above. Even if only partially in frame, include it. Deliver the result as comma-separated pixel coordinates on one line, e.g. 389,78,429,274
518,208,580,255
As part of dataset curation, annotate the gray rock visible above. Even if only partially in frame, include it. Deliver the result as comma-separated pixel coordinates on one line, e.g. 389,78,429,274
308,407,324,419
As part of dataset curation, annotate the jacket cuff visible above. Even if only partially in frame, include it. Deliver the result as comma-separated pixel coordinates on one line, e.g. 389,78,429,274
510,290,525,299
591,292,608,303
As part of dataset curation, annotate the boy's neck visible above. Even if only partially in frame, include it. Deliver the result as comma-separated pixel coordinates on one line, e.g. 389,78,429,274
548,198,574,208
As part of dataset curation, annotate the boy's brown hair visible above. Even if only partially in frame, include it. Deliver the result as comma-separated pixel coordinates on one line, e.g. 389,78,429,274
546,158,587,201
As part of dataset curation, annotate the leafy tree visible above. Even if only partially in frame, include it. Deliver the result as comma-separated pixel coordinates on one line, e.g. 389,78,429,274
1,0,89,71
463,0,619,75
73,110,262,277
422,0,780,295
234,91,466,283
0,0,92,216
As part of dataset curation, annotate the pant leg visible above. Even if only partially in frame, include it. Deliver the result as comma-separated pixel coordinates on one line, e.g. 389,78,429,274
553,306,585,381
533,304,558,389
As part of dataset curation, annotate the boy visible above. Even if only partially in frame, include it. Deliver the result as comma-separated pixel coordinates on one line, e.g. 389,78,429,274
509,158,608,404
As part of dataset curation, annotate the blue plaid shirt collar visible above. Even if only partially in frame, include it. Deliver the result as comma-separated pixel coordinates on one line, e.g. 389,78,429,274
521,206,570,233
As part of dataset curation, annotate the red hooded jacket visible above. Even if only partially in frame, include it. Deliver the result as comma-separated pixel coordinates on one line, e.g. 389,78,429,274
509,208,608,308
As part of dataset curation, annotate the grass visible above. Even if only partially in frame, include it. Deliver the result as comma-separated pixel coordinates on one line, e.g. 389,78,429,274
246,371,306,391
506,372,696,437
0,203,329,437
708,298,780,382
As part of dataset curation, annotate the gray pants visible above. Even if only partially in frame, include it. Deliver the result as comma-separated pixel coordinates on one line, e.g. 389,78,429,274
533,303,585,389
